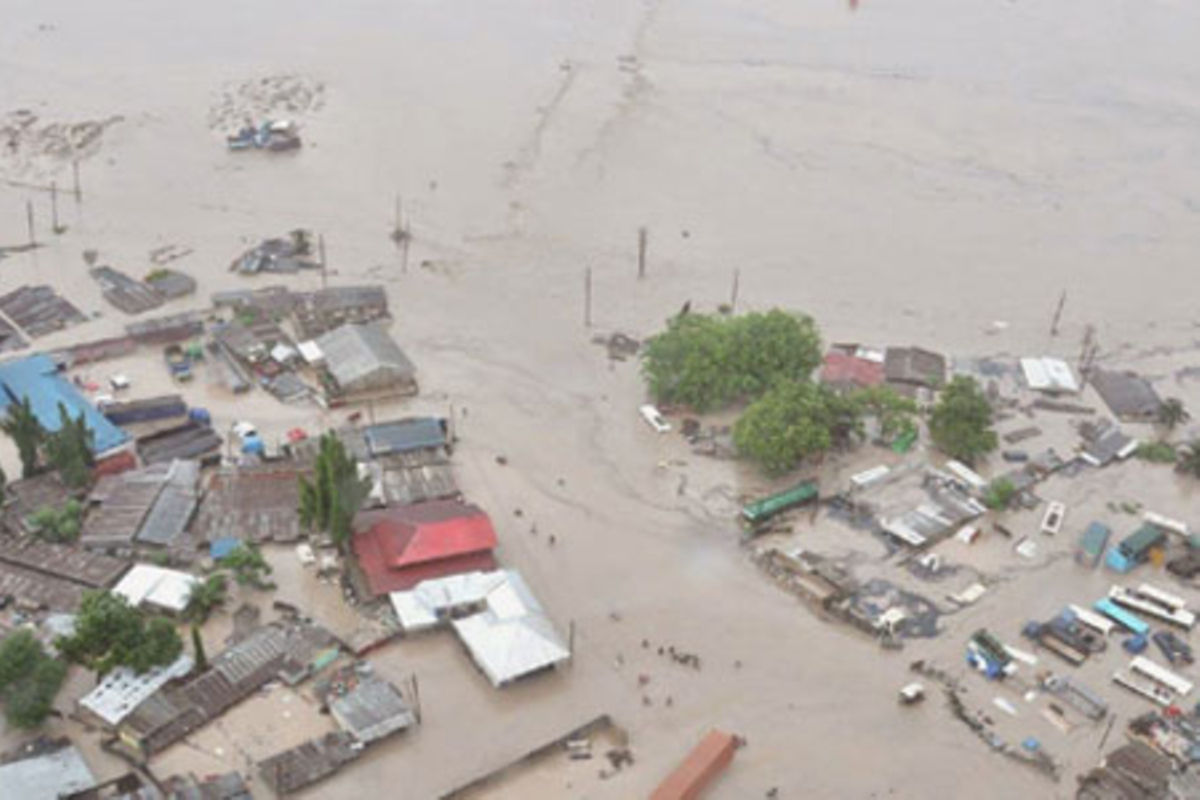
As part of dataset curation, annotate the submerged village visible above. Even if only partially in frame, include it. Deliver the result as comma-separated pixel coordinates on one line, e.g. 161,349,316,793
2,31,1200,800
7,216,1200,800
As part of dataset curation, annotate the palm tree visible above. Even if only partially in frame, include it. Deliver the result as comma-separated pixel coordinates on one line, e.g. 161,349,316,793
1176,443,1200,479
183,574,228,625
1158,398,1190,438
0,397,45,478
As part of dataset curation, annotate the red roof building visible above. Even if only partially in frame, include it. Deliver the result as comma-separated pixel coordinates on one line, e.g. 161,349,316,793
352,500,498,597
820,349,885,390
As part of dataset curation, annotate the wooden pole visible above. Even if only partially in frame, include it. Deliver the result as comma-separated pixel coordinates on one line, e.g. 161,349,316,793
50,181,60,233
568,620,576,663
637,227,647,279
584,267,592,327
26,200,35,246
318,234,327,288
1050,290,1066,337
72,160,81,202
730,268,740,312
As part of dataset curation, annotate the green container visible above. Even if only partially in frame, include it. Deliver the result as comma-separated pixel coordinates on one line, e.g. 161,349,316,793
742,480,818,526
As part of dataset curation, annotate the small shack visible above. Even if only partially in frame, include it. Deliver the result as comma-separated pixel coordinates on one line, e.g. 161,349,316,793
1091,370,1162,421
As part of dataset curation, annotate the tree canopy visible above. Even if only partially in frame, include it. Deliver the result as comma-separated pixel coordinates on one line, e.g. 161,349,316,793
928,376,997,465
851,385,918,439
222,544,274,589
0,396,45,478
55,591,183,677
641,310,822,412
45,403,94,488
28,499,83,544
733,380,863,476
299,432,372,550
183,574,228,624
0,631,67,729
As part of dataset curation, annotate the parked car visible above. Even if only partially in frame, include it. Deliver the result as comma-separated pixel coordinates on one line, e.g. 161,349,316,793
639,404,671,433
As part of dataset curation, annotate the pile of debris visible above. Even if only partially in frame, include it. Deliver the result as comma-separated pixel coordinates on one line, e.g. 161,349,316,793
230,230,318,275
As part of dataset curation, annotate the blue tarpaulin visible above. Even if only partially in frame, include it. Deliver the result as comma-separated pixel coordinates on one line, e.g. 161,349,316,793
210,537,241,560
241,434,265,455
0,355,130,455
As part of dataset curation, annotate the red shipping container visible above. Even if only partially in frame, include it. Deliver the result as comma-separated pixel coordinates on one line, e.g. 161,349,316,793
650,729,738,800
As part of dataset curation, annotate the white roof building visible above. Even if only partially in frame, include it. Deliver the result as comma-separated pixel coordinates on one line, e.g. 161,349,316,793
112,564,200,615
78,653,193,726
389,570,501,633
1020,357,1079,394
451,570,570,687
391,570,570,687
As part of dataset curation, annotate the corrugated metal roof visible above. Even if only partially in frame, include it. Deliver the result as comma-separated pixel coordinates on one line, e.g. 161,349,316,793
0,354,130,454
79,653,194,726
329,677,415,743
316,323,415,390
450,570,570,687
0,744,96,798
364,417,446,457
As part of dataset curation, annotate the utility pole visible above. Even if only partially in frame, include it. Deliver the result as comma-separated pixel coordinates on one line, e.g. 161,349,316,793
1050,290,1066,337
50,182,61,234
637,227,647,279
584,267,592,327
318,234,327,288
25,200,35,246
568,620,576,662
72,160,81,202
730,268,740,312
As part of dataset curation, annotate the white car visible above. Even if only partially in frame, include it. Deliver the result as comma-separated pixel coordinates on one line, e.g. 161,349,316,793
639,404,670,433
1041,501,1066,536
232,421,258,439
109,374,131,391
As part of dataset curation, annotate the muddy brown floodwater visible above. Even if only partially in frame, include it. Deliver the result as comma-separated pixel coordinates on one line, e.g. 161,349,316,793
3,1,1200,798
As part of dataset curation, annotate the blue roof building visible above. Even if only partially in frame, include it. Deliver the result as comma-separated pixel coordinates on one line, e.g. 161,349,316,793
0,354,131,455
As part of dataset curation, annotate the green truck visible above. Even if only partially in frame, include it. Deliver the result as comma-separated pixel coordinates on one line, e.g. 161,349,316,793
741,480,818,530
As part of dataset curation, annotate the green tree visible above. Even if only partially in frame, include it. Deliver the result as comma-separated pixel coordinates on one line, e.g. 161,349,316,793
733,381,863,476
0,464,6,506
641,310,822,412
851,385,919,439
191,625,208,672
27,499,83,544
982,478,1017,510
0,631,67,729
183,574,228,625
0,396,45,478
44,403,94,488
928,376,997,465
1177,443,1200,479
55,591,183,677
222,543,274,589
1157,398,1189,438
298,433,371,551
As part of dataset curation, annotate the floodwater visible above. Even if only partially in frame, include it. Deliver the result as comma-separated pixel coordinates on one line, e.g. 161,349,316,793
3,1,1200,797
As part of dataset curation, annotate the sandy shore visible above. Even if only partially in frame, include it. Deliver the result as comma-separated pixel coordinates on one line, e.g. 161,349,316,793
4,1,1200,798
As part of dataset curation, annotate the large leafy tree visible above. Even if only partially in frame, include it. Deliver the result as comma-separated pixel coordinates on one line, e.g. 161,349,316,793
222,544,273,589
733,380,863,476
851,385,918,439
55,591,183,678
928,376,997,465
0,631,68,729
641,310,822,412
0,396,46,478
299,433,372,551
183,574,228,625
45,403,94,488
